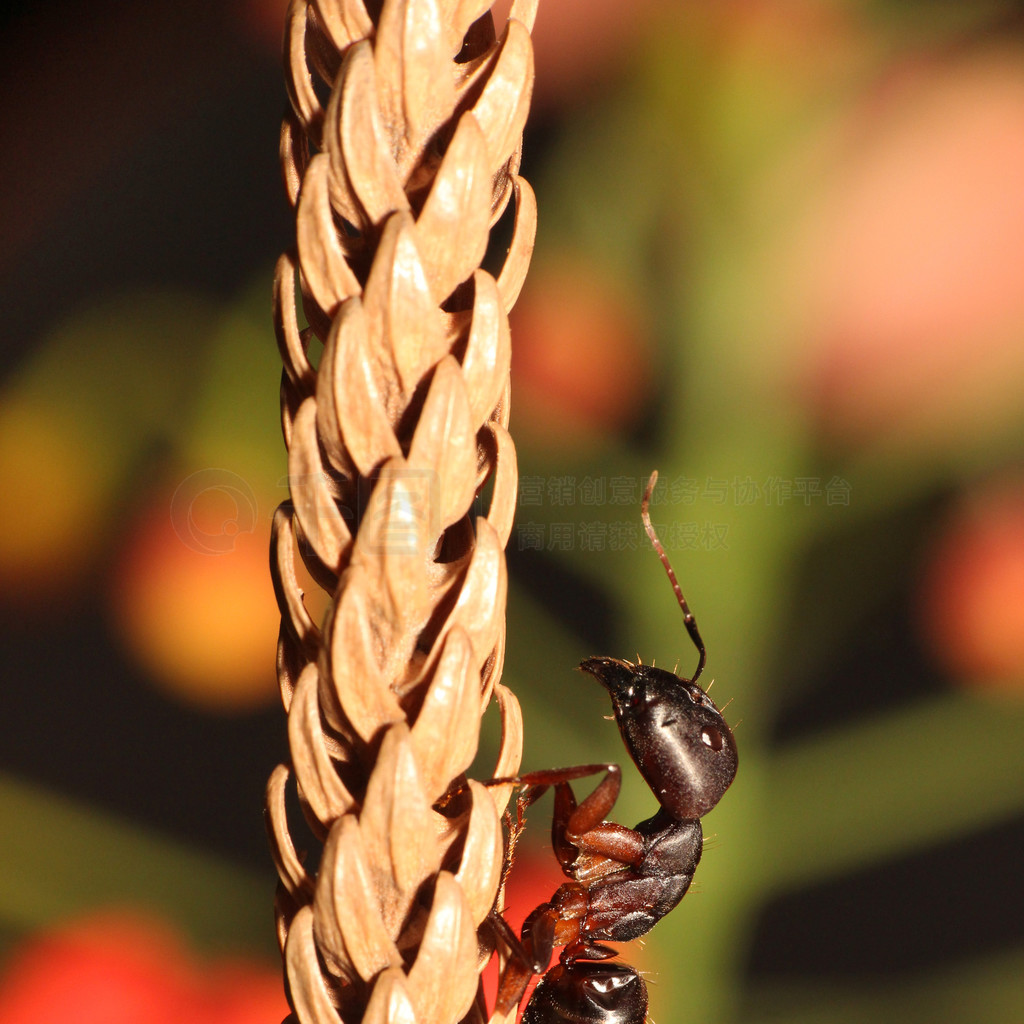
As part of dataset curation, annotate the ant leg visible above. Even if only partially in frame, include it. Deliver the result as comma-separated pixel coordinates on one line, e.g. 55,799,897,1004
489,909,547,972
487,764,619,791
494,954,533,1017
484,775,551,812
490,910,538,1016
490,905,559,1016
498,785,534,896
487,765,629,874
563,765,621,834
491,886,590,1016
557,766,647,869
484,764,612,838
550,780,579,871
494,891,586,972
489,767,604,883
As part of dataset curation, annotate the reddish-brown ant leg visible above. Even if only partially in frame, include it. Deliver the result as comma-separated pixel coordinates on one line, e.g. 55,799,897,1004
551,768,647,870
566,822,646,874
550,781,580,871
491,765,624,1016
498,763,620,840
490,762,646,1015
562,765,620,833
494,956,534,1016
487,761,630,872
491,911,540,1016
488,764,620,791
492,903,563,1015
523,885,589,957
493,886,597,1016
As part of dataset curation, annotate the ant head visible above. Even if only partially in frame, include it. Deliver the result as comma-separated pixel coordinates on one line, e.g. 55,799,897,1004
579,657,738,821
521,961,647,1024
578,471,737,819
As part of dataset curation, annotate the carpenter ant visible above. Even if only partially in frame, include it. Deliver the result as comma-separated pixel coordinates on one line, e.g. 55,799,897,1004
490,471,738,1024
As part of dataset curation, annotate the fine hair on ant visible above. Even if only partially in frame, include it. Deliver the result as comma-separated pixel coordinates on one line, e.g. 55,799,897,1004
488,470,739,1024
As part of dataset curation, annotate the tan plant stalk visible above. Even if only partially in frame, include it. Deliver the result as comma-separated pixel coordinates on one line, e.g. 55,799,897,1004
266,3,538,1023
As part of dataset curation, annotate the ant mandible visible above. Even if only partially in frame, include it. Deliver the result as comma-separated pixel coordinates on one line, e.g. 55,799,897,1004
490,470,738,1024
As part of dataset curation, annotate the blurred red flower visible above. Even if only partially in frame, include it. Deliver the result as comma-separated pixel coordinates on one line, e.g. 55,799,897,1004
0,912,287,1024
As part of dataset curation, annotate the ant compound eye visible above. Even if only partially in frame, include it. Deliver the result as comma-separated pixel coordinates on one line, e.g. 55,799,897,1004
701,725,724,751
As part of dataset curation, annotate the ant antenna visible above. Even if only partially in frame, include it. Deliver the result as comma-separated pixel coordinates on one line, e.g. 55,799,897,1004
641,470,707,683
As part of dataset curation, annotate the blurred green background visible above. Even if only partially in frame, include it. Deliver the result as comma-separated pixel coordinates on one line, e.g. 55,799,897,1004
1,1,1023,1022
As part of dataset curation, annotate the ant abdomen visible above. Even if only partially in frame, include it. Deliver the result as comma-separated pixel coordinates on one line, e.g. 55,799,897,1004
521,962,648,1024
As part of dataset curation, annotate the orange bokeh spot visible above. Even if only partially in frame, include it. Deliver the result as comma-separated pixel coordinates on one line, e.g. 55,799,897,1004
919,483,1024,690
112,482,282,712
186,486,246,541
511,263,652,449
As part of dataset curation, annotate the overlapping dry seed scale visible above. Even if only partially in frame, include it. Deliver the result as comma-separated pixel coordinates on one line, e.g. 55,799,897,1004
267,2,535,1022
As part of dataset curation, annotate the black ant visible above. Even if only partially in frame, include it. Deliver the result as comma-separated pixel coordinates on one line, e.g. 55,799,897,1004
489,471,738,1024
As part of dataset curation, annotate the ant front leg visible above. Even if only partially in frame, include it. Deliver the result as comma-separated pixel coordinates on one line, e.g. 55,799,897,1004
487,763,629,873
487,763,613,812
546,766,646,880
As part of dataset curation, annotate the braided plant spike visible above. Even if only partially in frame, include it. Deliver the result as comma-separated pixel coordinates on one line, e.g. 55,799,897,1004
266,2,539,1023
